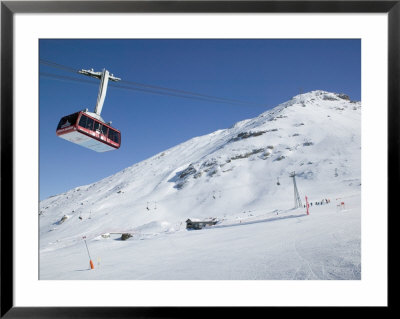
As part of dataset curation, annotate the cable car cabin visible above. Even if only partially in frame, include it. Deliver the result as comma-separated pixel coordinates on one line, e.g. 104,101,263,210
56,111,121,152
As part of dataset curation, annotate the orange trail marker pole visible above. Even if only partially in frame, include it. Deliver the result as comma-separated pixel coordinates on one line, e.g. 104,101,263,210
83,236,94,269
305,196,310,215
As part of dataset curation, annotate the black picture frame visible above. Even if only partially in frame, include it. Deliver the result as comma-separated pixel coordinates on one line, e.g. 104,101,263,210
1,1,395,317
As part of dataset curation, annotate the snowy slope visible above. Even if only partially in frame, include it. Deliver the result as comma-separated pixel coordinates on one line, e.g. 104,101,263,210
39,90,361,279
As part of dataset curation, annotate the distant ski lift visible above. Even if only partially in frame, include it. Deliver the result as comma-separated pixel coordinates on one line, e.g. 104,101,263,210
56,68,121,152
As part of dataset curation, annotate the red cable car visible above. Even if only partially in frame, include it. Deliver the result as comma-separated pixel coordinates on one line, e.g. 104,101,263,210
56,111,121,152
56,68,122,152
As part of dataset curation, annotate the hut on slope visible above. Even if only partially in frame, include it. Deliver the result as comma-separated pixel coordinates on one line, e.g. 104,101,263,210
186,218,218,230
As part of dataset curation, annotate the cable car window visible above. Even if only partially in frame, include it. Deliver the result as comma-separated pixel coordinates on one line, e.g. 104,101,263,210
78,114,87,128
78,114,94,130
108,129,114,142
116,132,121,144
57,113,79,130
86,117,94,130
108,129,120,143
114,130,119,143
94,121,102,133
101,125,108,136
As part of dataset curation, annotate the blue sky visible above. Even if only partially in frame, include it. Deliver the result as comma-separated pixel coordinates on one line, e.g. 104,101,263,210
39,39,360,200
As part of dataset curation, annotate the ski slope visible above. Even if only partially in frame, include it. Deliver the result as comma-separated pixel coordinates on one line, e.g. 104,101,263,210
40,90,361,280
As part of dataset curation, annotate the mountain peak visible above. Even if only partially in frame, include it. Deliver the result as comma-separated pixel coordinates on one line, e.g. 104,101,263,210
39,89,362,280
290,90,355,104
40,91,361,261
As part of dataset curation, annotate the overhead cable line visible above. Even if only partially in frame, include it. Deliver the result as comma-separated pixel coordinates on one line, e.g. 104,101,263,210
40,59,78,73
39,58,268,108
40,71,259,106
119,79,266,107
111,83,261,106
40,72,98,86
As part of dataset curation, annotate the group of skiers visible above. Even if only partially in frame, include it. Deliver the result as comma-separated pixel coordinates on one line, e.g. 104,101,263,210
304,198,331,208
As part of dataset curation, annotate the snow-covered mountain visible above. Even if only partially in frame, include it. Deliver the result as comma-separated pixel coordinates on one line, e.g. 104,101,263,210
39,90,361,280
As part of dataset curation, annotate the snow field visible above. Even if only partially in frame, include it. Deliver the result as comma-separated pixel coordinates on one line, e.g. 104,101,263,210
40,90,361,280
40,192,360,280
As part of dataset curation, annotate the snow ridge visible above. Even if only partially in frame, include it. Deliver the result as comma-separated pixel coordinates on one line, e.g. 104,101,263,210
40,90,361,280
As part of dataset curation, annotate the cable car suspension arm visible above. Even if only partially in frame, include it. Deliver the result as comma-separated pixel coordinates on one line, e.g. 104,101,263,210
78,68,121,117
